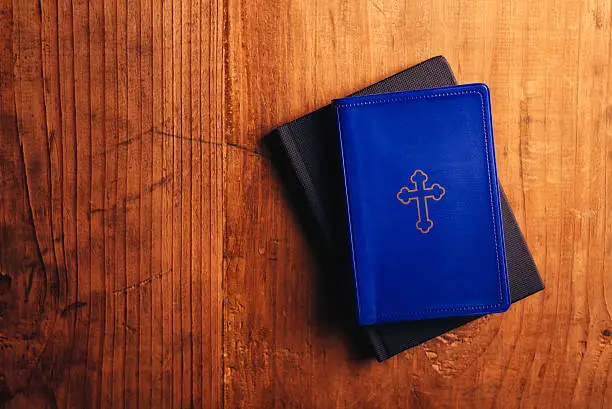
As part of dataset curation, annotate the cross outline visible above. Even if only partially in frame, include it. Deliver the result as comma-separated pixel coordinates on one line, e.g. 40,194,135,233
396,169,446,234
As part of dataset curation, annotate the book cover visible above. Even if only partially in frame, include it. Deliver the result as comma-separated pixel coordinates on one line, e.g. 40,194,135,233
335,84,511,325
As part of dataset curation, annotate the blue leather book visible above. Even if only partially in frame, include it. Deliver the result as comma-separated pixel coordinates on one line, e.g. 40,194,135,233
335,83,511,325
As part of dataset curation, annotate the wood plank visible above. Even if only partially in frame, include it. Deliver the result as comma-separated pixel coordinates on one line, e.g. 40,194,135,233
0,0,224,408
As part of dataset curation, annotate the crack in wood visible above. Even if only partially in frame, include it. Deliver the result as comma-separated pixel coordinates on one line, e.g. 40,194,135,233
107,127,268,158
59,301,87,318
112,269,172,296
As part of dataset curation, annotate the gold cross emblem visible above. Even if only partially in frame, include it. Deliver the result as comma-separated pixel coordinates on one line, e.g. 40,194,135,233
397,170,446,234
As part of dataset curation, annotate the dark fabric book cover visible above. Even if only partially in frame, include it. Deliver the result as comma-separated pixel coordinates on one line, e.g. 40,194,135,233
263,56,544,361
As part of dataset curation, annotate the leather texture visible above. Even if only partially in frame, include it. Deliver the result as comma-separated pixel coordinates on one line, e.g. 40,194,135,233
335,84,511,325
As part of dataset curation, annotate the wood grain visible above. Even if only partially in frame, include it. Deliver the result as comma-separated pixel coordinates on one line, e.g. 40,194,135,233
0,0,610,408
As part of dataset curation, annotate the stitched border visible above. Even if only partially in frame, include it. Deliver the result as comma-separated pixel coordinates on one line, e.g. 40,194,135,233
476,91,504,306
336,89,482,108
337,88,506,323
359,301,503,324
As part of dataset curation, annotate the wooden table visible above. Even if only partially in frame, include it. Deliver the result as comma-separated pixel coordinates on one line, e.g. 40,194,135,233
1,0,610,408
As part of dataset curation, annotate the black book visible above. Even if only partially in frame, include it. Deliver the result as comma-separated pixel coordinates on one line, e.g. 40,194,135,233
264,56,544,361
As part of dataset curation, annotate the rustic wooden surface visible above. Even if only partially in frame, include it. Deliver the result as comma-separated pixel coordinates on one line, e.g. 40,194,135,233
0,0,611,408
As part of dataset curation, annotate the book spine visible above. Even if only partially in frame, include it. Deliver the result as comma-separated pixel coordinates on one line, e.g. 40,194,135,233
364,327,390,362
264,127,333,256
335,104,377,326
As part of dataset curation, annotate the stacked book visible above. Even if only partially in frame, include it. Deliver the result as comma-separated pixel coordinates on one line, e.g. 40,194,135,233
264,57,544,361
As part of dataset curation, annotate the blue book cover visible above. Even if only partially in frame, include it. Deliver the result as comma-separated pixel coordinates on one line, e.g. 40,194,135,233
334,83,511,326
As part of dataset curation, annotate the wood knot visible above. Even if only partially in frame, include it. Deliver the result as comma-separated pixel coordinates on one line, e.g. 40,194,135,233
0,273,11,295
0,373,11,405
